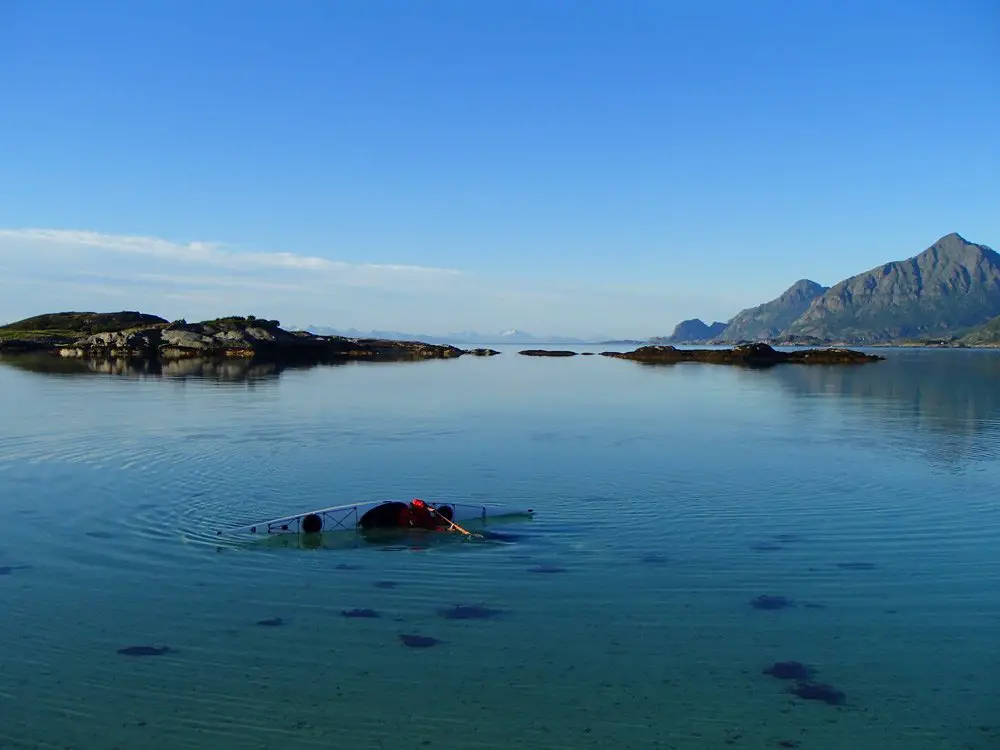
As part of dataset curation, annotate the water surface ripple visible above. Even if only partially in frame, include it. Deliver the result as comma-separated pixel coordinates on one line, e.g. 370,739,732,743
0,347,998,750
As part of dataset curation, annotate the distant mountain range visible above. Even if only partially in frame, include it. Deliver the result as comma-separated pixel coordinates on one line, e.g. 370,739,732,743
663,233,1000,346
300,326,605,345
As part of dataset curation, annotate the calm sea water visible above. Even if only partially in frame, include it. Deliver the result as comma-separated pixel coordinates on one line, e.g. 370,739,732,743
0,345,997,750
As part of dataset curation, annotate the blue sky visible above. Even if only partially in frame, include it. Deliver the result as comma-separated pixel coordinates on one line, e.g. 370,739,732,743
0,0,996,338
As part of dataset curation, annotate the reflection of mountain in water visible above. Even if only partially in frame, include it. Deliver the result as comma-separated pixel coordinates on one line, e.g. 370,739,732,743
769,349,1000,467
0,354,349,382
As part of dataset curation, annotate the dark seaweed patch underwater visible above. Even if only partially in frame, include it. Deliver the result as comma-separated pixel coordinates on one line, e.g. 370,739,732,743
399,634,441,648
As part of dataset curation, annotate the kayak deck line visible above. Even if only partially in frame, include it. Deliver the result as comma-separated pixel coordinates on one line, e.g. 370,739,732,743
216,499,535,537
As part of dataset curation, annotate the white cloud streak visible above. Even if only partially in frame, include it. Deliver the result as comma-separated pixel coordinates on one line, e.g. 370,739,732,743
0,226,738,338
0,228,465,279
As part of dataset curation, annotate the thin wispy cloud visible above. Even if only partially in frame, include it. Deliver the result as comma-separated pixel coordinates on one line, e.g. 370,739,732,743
0,226,736,338
0,228,464,279
74,270,308,292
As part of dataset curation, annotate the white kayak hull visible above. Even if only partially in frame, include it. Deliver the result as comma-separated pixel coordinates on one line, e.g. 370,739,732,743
216,499,534,537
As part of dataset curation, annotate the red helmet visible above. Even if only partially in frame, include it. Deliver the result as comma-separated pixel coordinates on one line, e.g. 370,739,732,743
411,498,426,509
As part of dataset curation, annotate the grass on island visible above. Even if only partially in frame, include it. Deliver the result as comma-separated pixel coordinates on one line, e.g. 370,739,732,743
194,315,283,331
0,311,168,335
0,312,286,344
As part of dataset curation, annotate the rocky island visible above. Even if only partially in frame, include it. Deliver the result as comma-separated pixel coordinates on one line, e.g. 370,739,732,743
599,342,883,367
0,312,472,363
519,349,578,357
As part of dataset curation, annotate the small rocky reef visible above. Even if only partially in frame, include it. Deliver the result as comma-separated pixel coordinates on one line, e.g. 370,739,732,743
519,349,578,357
0,311,469,363
599,342,884,367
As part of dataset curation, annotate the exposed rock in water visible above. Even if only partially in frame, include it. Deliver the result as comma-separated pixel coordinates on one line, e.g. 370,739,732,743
59,326,165,358
466,348,501,356
600,343,883,367
519,349,578,357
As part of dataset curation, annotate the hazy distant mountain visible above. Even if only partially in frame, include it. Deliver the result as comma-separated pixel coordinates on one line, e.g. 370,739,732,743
661,318,727,342
718,279,828,341
784,233,1000,342
302,326,592,345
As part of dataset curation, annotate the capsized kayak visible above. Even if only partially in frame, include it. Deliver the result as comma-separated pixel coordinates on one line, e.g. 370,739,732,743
215,499,535,538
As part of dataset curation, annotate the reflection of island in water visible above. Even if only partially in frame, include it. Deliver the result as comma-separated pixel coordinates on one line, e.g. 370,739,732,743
0,353,363,382
768,349,1000,467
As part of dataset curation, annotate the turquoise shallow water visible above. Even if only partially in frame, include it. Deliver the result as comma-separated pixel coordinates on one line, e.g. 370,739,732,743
0,346,998,750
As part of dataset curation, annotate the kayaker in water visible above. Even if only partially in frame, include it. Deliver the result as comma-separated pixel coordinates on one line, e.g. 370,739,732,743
401,498,452,530
357,498,460,532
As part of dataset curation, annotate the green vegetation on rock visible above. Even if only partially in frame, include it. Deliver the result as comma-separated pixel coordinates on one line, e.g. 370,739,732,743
194,315,282,331
0,311,168,336
958,314,1000,346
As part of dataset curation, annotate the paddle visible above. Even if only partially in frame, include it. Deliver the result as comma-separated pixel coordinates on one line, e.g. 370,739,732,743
415,499,481,538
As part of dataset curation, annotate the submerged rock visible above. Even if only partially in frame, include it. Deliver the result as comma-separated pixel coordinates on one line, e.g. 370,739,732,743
342,608,380,618
437,604,503,620
117,645,175,657
788,681,846,706
399,634,441,648
750,594,795,610
528,564,566,574
640,553,669,565
763,661,815,680
256,617,285,627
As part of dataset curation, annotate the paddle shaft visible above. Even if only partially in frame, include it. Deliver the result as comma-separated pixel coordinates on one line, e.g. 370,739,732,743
425,503,478,537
